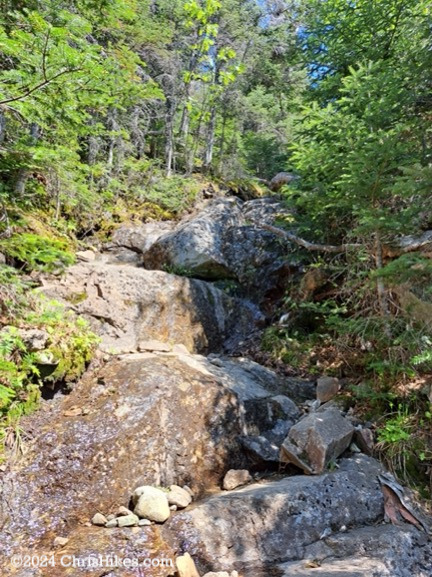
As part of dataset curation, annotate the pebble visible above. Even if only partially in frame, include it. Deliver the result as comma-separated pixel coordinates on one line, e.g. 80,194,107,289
76,249,96,262
117,506,133,516
53,537,69,548
91,513,107,526
105,519,118,528
168,485,192,509
316,377,340,403
176,553,200,577
117,513,139,527
223,469,252,491
133,486,171,523
138,519,152,526
183,485,194,498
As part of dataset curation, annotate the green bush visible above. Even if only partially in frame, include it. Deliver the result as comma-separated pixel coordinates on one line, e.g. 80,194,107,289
142,176,201,214
0,232,75,272
0,268,99,459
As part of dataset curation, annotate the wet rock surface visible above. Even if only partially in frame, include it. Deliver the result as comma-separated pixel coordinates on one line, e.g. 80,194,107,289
41,262,261,354
0,354,248,563
1,195,431,577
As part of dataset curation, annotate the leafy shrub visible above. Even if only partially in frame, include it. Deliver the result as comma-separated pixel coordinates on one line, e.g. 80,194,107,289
0,271,99,459
142,176,201,214
0,233,75,272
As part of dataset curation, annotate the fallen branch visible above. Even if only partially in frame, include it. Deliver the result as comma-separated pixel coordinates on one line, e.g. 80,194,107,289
385,231,432,258
261,223,361,254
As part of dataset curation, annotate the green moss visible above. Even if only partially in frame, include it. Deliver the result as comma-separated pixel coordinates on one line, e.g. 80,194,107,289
66,292,88,305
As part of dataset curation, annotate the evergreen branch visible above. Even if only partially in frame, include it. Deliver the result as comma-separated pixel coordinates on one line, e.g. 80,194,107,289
0,67,82,106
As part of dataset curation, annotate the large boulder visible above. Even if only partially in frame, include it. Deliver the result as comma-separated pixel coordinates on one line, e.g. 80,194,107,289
163,456,385,574
41,261,261,354
109,221,175,254
280,408,354,474
142,198,294,302
278,525,432,577
172,354,304,467
0,354,248,562
242,196,292,225
143,198,244,279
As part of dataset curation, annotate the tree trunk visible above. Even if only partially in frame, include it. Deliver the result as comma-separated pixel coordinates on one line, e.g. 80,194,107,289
204,106,217,172
217,109,227,174
0,111,6,145
165,97,175,177
14,123,40,196
374,231,392,337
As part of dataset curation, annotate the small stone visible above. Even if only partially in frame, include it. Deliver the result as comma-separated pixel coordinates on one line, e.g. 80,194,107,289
117,513,139,527
133,486,170,523
138,339,171,352
138,519,151,526
170,504,178,511
64,407,83,418
117,506,133,517
84,522,92,527
316,377,340,403
53,537,69,548
0,252,6,265
106,514,116,521
280,408,354,475
76,249,96,262
320,527,332,539
223,469,253,491
176,553,200,577
105,519,118,528
92,513,107,526
354,427,375,455
167,485,192,509
209,357,224,367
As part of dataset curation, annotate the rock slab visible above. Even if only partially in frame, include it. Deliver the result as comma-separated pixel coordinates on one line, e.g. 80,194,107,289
42,262,261,354
163,456,385,573
280,408,354,474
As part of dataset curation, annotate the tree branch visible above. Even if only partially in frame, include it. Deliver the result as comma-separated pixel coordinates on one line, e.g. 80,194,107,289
385,231,432,257
260,223,361,253
0,67,82,106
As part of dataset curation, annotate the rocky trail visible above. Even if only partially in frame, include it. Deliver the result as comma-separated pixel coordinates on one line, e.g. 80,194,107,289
1,195,431,577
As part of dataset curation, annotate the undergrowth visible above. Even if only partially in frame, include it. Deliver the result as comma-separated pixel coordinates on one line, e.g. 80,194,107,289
263,256,432,498
0,266,99,460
